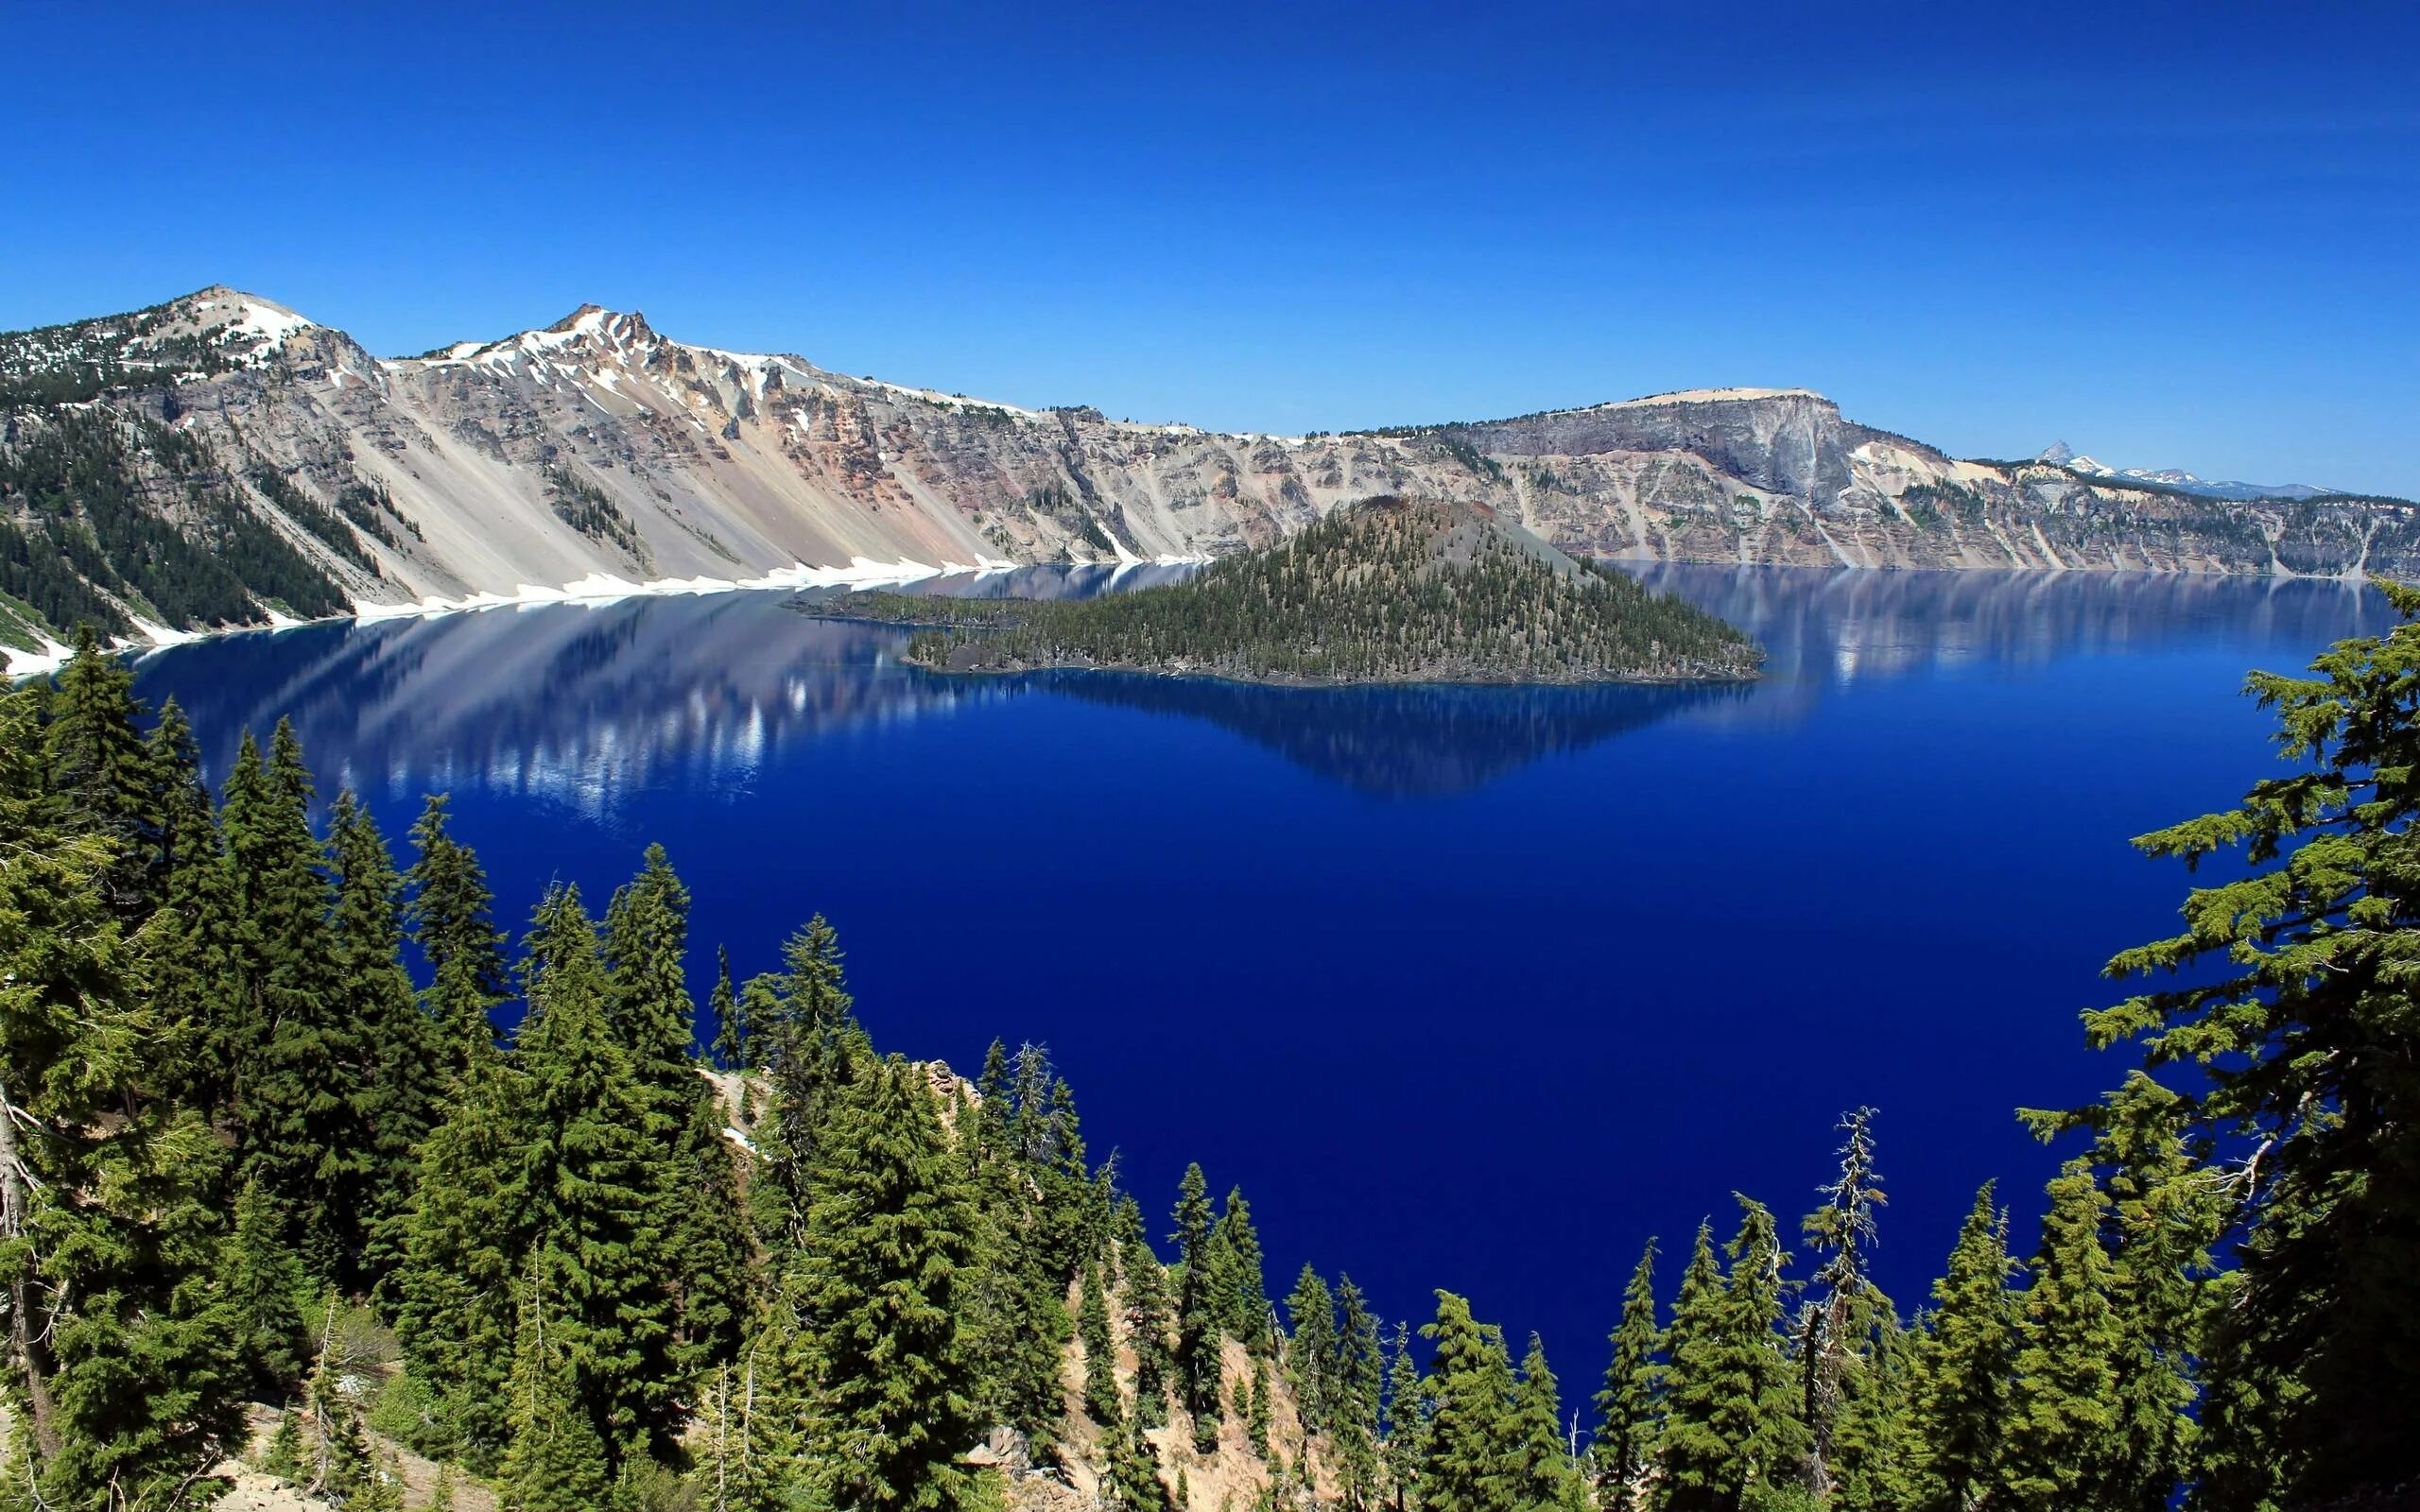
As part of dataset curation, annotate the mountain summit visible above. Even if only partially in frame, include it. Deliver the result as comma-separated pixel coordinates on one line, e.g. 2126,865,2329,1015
2036,439,2333,501
1,285,2413,663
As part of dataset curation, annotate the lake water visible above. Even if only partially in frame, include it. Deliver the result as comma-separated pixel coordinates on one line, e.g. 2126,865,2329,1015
130,565,2390,1382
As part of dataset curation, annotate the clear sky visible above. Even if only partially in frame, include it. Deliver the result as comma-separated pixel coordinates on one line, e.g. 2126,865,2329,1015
4,1,2414,493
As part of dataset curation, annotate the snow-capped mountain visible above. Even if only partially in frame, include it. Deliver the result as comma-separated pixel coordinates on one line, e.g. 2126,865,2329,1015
2034,441,2332,502
2,285,2413,662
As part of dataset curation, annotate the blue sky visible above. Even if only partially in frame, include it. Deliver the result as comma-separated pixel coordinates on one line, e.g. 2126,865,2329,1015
5,1,2414,492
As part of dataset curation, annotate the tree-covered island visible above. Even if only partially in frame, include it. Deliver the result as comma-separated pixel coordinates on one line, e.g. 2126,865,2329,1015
824,497,1762,686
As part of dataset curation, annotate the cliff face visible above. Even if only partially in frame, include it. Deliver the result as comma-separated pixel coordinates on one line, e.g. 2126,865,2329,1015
4,287,2414,654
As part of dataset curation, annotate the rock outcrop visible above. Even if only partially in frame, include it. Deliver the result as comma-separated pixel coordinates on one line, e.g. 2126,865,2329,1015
5,287,2414,656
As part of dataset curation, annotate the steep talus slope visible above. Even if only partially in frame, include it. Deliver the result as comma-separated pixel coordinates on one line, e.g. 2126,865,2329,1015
5,286,2415,660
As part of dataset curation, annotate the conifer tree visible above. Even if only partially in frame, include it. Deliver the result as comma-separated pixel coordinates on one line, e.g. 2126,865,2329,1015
1905,1184,2014,1512
497,1288,613,1512
753,914,865,1234
1384,1320,1427,1511
514,884,681,1462
145,706,250,1115
694,1288,813,1512
797,1054,980,1512
223,720,370,1277
1592,1240,1662,1512
1511,1334,1583,1512
1654,1201,1804,1512
1247,1352,1274,1455
405,794,509,1075
392,1052,528,1464
1996,1160,2126,1512
1119,1198,1177,1432
2065,1073,2211,1512
1795,1108,1887,1501
1172,1162,1225,1450
958,1044,1073,1452
1105,1415,1172,1512
602,841,700,1112
1081,1257,1123,1423
0,686,246,1507
1418,1291,1516,1512
667,1085,756,1379
330,791,443,1286
41,625,159,916
1331,1276,1387,1512
1217,1186,1271,1347
1286,1263,1338,1433
2065,583,2420,1505
229,1176,312,1399
1827,1311,1917,1512
600,846,752,1381
709,944,747,1069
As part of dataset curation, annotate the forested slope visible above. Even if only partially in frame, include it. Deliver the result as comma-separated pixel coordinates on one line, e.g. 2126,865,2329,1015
851,498,1761,684
0,615,2414,1512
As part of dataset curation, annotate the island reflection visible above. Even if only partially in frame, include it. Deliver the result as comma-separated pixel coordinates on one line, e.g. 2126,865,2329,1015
132,566,2385,809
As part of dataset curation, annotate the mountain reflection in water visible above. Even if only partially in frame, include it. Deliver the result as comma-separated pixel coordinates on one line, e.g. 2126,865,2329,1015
133,565,2388,809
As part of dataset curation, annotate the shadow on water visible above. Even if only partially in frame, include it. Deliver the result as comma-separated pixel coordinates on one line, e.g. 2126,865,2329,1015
1030,671,1750,799
132,565,2391,811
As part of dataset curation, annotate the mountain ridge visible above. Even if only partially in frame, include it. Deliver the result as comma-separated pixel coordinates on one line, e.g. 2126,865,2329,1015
5,284,2416,671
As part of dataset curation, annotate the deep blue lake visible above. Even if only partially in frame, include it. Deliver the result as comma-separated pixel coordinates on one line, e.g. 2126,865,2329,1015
129,565,2388,1384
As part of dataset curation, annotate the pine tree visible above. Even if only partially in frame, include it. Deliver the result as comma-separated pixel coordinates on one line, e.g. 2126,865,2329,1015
1905,1184,2014,1512
1247,1352,1274,1455
958,1044,1073,1452
404,794,509,1076
144,704,250,1116
1996,1159,2126,1512
1105,1414,1172,1512
1511,1334,1583,1512
1120,1198,1177,1432
330,791,442,1287
1827,1311,1917,1512
0,686,246,1507
41,624,159,917
1653,1202,1804,1512
1217,1186,1270,1347
709,944,748,1069
1795,1108,1887,1501
229,1176,311,1398
1286,1264,1338,1434
1592,1240,1662,1512
514,884,681,1462
600,845,752,1382
497,1287,613,1512
1385,1320,1426,1510
797,1054,981,1512
1331,1276,1387,1512
1418,1292,1515,1512
2062,584,2420,1506
2067,1073,2212,1512
694,1290,813,1512
666,1083,756,1379
1172,1163,1225,1451
223,720,371,1278
393,1051,529,1465
752,915,865,1236
602,841,700,1111
1081,1257,1124,1423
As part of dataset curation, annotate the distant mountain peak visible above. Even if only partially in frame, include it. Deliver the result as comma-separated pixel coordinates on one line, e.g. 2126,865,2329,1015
2037,440,2332,501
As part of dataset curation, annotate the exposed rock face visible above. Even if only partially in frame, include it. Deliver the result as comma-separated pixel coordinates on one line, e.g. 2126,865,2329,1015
5,287,2416,646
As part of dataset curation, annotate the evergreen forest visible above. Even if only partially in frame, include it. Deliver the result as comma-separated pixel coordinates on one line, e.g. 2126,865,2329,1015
3,581,2418,1512
838,499,1760,685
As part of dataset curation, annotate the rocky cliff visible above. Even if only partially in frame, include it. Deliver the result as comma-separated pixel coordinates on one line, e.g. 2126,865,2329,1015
5,286,2413,659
